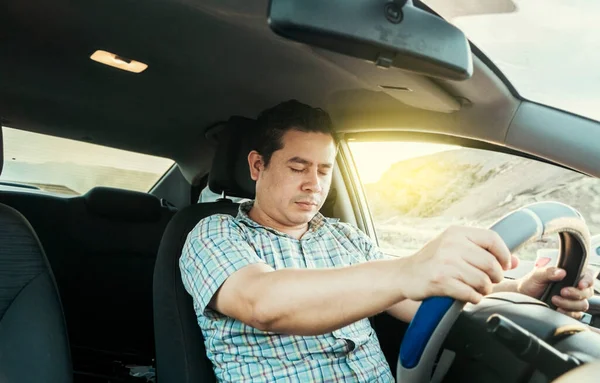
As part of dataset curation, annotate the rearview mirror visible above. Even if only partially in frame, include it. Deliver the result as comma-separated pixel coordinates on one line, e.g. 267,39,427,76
268,0,473,81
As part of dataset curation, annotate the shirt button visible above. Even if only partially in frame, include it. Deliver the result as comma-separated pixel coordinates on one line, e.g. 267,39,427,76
346,339,356,352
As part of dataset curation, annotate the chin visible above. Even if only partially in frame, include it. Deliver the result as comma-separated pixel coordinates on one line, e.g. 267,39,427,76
288,212,313,225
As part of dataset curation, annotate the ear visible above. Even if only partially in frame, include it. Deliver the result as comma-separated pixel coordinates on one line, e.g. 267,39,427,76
248,151,264,181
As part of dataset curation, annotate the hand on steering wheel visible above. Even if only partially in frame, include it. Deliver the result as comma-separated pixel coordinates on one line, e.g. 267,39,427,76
518,264,597,319
398,226,518,305
397,201,591,383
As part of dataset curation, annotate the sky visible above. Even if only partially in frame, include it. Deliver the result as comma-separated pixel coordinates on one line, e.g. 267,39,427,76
425,0,600,122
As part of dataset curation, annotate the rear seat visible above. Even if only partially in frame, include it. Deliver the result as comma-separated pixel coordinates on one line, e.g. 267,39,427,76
0,185,176,379
66,188,176,361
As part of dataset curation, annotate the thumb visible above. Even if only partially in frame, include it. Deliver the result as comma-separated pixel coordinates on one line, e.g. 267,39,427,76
532,266,566,284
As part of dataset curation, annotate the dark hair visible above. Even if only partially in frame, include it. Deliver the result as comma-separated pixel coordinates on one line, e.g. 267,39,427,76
253,100,335,167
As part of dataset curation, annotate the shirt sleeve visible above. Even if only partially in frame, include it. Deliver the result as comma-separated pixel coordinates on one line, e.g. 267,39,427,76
179,214,266,316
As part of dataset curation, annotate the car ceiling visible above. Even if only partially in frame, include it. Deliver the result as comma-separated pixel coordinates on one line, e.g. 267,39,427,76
0,0,517,182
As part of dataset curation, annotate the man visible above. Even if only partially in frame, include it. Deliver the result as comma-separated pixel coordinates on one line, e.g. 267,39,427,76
180,100,596,382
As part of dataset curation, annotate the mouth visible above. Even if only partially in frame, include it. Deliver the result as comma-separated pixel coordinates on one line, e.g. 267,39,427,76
295,201,319,210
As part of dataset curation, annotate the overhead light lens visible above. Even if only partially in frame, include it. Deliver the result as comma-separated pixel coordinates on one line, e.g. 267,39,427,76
90,50,147,73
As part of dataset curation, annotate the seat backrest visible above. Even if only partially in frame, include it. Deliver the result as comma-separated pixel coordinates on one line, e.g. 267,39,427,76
154,200,239,383
0,134,72,382
153,116,256,383
64,187,176,362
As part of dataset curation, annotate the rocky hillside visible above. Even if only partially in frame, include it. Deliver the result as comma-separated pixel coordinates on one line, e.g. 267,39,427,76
365,148,600,260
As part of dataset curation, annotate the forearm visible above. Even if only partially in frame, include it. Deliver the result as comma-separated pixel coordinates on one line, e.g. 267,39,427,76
249,258,408,335
386,299,421,323
492,278,519,293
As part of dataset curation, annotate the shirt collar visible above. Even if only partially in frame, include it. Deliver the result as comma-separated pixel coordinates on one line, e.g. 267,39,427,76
237,200,329,235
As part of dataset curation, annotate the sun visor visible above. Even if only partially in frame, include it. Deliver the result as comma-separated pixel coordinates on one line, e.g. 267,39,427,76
314,49,461,113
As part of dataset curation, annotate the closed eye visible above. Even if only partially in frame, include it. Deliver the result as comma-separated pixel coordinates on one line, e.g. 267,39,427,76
290,167,304,173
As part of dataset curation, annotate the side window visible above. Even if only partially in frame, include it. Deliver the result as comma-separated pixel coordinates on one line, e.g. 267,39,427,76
348,140,600,279
2,126,174,195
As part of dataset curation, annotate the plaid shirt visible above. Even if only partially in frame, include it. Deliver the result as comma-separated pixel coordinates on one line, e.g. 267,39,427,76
180,201,394,382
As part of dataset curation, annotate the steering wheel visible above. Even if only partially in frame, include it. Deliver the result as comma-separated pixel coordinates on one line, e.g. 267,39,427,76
396,201,591,383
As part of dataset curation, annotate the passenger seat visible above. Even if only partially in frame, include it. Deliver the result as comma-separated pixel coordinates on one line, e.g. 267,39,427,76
63,187,176,370
0,129,73,383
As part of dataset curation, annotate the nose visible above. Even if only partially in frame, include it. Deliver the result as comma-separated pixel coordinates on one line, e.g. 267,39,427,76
301,168,322,194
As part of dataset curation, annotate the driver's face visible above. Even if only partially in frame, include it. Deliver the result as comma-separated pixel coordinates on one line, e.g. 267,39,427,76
250,129,336,227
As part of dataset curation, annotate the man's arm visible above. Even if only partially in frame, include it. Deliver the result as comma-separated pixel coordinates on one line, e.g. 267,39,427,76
210,226,513,336
212,258,409,336
385,299,421,323
181,216,414,336
492,278,519,293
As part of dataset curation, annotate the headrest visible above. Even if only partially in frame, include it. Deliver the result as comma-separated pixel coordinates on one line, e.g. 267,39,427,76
83,186,162,222
208,116,256,199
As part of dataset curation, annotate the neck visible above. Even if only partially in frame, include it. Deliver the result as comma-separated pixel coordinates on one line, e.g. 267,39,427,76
248,202,309,240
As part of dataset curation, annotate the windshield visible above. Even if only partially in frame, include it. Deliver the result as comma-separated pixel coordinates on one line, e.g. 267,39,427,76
423,0,600,122
349,139,600,279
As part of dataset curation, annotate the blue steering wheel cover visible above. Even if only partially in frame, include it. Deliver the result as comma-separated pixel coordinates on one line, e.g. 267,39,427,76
399,296,455,369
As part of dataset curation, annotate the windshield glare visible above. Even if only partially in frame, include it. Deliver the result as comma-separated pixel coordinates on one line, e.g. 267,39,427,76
423,0,600,122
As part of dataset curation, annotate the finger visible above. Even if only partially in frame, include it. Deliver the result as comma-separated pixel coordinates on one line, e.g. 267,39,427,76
552,295,590,313
465,228,512,271
510,254,520,270
557,308,584,320
454,264,494,296
444,278,483,305
561,286,593,301
578,268,597,290
462,242,504,284
533,266,566,284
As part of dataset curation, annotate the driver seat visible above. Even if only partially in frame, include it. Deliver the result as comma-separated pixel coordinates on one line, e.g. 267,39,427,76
0,128,73,382
152,117,255,383
153,116,344,382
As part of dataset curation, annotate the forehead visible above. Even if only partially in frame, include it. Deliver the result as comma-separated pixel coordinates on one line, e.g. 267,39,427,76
279,129,335,152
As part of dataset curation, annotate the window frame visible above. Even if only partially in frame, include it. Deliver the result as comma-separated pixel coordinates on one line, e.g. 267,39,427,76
336,138,377,239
